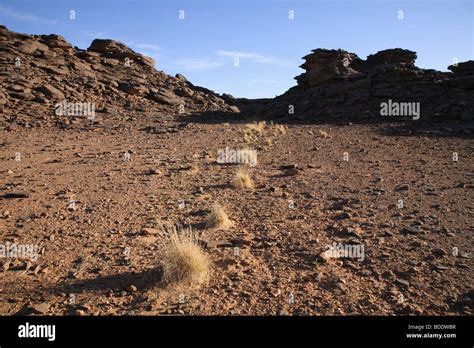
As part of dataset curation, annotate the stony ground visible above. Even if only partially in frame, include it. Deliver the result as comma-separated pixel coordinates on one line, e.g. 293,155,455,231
0,113,472,316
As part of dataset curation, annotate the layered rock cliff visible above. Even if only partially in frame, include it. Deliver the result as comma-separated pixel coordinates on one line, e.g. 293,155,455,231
258,48,474,121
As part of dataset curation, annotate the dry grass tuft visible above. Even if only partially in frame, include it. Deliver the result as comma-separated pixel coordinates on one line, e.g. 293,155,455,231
241,121,287,147
244,121,266,135
206,203,232,230
319,129,329,138
271,124,287,135
264,138,273,146
232,167,254,189
159,226,210,285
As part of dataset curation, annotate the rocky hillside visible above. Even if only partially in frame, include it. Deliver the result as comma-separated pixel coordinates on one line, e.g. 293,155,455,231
1,25,473,126
0,25,238,128
255,48,474,121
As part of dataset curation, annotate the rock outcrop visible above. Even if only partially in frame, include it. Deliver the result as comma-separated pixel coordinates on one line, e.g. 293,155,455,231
447,61,474,90
257,48,474,121
88,39,156,67
1,24,472,126
0,25,237,128
295,49,361,87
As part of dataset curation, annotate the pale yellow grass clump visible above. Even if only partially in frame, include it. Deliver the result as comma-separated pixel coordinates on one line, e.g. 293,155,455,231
242,121,287,147
271,124,287,135
206,203,232,230
159,226,210,285
319,129,329,138
244,121,266,135
243,132,257,143
232,167,254,189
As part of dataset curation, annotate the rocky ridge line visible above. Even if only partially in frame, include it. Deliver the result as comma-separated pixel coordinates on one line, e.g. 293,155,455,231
233,48,474,121
0,25,238,129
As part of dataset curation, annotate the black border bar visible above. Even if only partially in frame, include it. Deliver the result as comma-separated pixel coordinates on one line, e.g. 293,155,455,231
0,316,472,345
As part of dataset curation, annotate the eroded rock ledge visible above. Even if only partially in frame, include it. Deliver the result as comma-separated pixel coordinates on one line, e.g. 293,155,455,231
254,48,474,121
1,24,473,127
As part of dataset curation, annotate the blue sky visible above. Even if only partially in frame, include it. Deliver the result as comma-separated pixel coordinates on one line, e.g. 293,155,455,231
0,0,472,98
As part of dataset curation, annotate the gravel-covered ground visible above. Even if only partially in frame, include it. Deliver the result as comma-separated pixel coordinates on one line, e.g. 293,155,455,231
0,114,472,315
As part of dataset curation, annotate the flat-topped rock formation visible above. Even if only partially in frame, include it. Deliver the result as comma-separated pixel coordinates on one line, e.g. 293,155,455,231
295,49,362,87
255,48,474,121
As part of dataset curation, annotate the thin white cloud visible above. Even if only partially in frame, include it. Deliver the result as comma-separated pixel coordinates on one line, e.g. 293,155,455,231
174,58,225,71
165,50,291,72
0,5,59,25
217,50,265,59
135,43,160,52
216,50,291,66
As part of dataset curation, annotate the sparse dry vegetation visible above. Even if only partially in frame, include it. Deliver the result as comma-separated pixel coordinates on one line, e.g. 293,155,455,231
206,203,232,230
159,226,210,285
232,167,254,189
242,121,287,146
319,129,329,138
244,121,266,135
271,124,287,135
